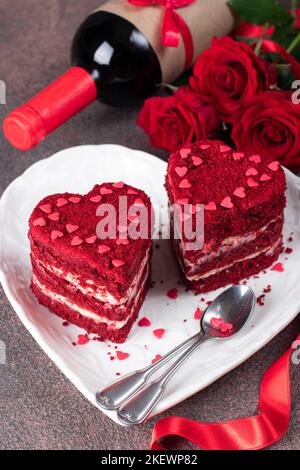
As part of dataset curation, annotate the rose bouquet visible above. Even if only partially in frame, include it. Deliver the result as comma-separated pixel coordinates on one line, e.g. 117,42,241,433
137,0,300,172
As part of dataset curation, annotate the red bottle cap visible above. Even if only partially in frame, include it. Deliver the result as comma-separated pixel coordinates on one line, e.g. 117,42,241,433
3,67,97,151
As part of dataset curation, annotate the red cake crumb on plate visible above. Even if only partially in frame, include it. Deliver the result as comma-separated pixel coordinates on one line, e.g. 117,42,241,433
29,183,153,343
165,140,286,293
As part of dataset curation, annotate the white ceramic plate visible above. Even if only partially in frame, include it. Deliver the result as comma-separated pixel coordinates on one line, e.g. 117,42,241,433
0,144,299,425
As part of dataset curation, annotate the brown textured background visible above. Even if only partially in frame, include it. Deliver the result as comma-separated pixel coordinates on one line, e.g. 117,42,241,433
0,0,299,450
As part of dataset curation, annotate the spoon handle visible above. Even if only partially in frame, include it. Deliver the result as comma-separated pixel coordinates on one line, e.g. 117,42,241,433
117,334,207,426
96,332,200,410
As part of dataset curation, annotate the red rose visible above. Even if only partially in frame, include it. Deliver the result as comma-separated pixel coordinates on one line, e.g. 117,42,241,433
137,87,220,152
190,36,276,122
232,91,300,172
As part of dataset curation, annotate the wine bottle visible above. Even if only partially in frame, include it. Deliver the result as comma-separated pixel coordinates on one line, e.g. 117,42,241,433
3,0,235,150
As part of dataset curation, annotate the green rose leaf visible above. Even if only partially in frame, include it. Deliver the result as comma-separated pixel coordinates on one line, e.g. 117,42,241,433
228,0,292,26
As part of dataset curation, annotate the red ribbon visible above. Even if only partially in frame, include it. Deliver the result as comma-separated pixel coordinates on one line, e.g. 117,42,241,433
128,0,195,70
233,10,300,79
151,333,299,450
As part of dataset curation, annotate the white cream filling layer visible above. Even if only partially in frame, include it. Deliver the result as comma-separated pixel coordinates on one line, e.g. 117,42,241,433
32,263,149,329
183,237,281,281
180,216,281,264
34,246,150,306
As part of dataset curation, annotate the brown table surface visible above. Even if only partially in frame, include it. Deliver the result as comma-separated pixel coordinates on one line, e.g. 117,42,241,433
0,0,299,451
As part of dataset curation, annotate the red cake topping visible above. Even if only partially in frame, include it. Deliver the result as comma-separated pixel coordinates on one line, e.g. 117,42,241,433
246,167,258,176
233,187,246,198
48,212,60,221
100,187,113,195
191,156,203,166
29,182,153,343
33,217,46,227
249,155,261,163
56,198,68,207
66,224,79,233
90,195,102,203
165,139,286,294
70,235,83,246
69,196,81,203
180,148,191,158
268,161,280,171
138,317,151,327
40,204,52,214
51,230,64,240
153,328,165,339
98,244,111,254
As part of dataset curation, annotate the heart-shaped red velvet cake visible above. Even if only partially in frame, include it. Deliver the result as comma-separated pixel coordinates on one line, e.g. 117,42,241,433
165,140,286,293
29,182,153,343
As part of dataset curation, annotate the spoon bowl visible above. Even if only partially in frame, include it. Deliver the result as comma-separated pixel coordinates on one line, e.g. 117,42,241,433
201,284,255,338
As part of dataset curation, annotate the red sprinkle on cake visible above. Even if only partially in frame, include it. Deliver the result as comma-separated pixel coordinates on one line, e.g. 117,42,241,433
29,183,153,343
165,140,286,293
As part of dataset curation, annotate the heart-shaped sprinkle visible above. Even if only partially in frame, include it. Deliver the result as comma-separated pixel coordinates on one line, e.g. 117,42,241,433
233,187,246,199
127,188,139,195
220,145,231,153
180,147,191,158
56,198,68,207
116,238,129,245
69,196,81,203
260,173,271,182
70,236,83,246
247,177,259,188
210,317,224,328
191,156,203,166
40,204,52,214
85,235,97,244
176,198,189,205
112,259,125,268
48,212,60,221
220,197,233,209
221,322,233,333
98,244,111,254
271,262,284,272
204,201,217,211
33,217,46,227
90,195,102,203
153,328,165,339
51,230,64,240
232,152,244,160
133,198,145,207
167,288,178,299
112,181,124,189
179,179,191,189
194,308,203,320
200,144,211,150
268,161,280,171
100,187,113,195
138,317,151,327
77,334,89,345
116,350,129,360
151,354,162,364
175,166,188,177
249,154,261,163
66,224,79,234
246,167,258,176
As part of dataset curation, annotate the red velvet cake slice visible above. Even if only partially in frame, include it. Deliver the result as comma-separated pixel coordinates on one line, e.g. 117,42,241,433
166,140,286,293
29,183,153,343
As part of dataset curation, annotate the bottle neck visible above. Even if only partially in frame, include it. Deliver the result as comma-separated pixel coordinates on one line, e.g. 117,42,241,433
3,67,97,151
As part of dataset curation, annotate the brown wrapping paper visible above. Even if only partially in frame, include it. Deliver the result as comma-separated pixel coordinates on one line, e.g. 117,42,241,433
98,0,236,82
